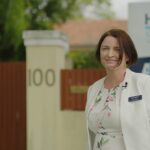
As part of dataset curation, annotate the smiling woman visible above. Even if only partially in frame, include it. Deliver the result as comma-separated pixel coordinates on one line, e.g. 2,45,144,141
95,29,137,89
85,28,150,150
100,36,126,71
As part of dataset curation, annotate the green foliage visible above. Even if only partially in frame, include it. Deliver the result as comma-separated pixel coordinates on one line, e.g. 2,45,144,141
66,50,103,69
0,0,114,61
25,0,81,29
5,0,28,48
25,0,114,29
94,0,115,19
0,0,28,61
80,0,115,19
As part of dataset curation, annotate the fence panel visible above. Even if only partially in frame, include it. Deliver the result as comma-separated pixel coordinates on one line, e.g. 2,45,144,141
0,62,26,150
61,68,106,110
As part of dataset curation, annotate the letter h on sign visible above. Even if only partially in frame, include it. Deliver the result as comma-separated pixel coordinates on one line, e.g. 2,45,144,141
145,13,150,25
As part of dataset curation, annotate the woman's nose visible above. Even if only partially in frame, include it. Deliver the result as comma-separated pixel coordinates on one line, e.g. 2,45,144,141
108,49,114,57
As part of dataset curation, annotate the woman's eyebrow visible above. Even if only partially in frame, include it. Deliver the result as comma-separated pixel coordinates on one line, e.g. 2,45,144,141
114,46,120,49
101,45,109,47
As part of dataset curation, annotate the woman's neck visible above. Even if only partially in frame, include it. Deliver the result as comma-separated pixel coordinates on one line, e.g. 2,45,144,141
104,68,126,89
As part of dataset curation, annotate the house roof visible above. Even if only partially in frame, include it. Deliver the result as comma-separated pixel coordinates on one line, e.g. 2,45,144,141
54,20,127,48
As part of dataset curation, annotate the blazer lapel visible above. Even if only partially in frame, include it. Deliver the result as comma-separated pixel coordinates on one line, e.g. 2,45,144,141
86,77,105,116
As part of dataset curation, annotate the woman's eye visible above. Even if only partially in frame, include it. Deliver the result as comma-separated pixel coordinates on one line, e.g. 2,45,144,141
101,47,109,50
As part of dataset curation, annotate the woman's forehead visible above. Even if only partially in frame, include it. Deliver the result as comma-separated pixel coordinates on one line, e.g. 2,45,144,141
101,36,119,46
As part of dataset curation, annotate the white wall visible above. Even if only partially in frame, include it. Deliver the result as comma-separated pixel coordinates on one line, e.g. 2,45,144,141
23,31,87,150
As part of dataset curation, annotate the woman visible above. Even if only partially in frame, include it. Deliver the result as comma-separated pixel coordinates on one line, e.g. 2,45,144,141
85,29,150,150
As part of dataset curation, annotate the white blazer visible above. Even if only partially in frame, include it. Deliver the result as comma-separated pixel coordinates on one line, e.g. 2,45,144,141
85,68,150,150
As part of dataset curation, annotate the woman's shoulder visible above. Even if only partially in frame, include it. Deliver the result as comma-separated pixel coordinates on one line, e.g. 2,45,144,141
87,77,105,100
128,69,150,88
130,69,150,80
127,68,150,79
89,77,105,91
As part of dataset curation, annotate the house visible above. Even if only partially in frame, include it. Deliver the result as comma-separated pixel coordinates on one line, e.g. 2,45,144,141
54,19,127,51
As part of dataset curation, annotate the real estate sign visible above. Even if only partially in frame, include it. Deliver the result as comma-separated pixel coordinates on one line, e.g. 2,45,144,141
128,2,150,74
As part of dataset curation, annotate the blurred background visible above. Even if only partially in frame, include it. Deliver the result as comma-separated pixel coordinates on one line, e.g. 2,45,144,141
0,0,143,62
0,0,150,150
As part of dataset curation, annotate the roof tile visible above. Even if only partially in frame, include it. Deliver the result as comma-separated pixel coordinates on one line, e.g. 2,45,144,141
54,20,127,46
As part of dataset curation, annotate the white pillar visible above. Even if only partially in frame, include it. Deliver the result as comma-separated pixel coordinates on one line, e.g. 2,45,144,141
23,30,69,150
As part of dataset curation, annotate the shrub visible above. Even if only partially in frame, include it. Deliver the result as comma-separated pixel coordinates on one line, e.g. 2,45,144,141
66,50,103,69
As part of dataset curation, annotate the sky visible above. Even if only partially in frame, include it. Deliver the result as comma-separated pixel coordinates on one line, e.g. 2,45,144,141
111,0,150,19
83,0,150,20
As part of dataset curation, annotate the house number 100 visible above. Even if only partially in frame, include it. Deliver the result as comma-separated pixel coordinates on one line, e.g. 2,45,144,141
28,69,55,86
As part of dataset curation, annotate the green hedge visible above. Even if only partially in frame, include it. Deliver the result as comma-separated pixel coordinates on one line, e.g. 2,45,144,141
66,50,103,69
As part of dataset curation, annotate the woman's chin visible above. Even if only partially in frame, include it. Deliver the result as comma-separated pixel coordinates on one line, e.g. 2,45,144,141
105,65,118,70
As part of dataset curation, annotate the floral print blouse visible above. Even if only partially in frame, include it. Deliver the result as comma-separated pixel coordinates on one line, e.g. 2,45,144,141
88,84,126,150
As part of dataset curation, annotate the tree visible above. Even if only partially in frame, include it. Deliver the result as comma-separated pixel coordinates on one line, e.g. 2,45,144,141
0,0,28,60
81,0,115,19
0,0,114,61
26,0,115,29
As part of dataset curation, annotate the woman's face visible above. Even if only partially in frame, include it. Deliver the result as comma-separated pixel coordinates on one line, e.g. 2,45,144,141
100,36,128,71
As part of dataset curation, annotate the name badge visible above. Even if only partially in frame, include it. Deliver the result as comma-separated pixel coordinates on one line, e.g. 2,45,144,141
128,95,142,102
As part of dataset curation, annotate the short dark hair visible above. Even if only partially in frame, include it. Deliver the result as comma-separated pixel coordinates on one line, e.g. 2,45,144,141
95,29,138,66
